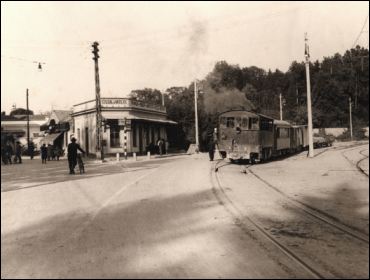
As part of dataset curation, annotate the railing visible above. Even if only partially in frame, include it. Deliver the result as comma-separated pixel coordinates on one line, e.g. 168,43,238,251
73,98,166,114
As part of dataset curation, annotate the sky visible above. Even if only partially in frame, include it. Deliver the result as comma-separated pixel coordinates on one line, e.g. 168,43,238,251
1,1,369,114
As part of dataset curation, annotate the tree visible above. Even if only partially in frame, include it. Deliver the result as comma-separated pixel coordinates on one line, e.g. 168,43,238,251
9,108,34,116
129,88,162,105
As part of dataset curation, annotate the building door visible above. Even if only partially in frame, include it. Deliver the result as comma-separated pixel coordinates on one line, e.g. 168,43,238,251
85,127,89,155
139,125,143,154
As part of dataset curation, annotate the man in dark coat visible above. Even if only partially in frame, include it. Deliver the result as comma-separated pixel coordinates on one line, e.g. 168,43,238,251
206,125,215,161
68,137,85,174
40,143,48,164
5,142,13,164
14,141,22,164
28,141,35,160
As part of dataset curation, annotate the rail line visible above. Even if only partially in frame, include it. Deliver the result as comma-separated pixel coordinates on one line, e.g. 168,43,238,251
340,147,369,177
211,160,327,279
245,167,369,243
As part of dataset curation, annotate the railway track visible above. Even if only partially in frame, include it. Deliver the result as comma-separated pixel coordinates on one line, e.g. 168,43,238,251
211,157,369,278
246,166,369,243
211,160,327,279
341,147,369,177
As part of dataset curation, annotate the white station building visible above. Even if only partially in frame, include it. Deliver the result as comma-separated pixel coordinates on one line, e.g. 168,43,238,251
72,98,177,156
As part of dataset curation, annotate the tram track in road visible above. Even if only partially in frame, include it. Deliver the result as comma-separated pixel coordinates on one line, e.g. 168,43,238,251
313,142,368,158
212,159,369,278
211,161,327,279
246,167,369,244
214,159,370,243
340,147,369,178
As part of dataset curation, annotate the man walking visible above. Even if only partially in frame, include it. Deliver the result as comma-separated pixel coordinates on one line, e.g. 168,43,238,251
68,137,85,174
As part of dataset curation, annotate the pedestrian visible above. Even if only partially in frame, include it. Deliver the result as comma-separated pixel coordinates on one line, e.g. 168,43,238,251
5,142,13,164
67,137,85,174
28,141,35,160
157,139,164,156
40,143,48,164
206,125,215,161
14,141,22,164
54,146,62,161
1,146,8,165
47,143,53,161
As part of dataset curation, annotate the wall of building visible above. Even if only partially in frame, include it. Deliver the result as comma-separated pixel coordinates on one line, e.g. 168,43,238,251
1,121,45,138
73,110,170,155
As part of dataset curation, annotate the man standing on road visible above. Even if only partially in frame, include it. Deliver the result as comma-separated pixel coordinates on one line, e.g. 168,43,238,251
67,137,85,174
28,140,35,160
5,142,13,164
14,141,22,164
40,143,48,164
206,125,215,161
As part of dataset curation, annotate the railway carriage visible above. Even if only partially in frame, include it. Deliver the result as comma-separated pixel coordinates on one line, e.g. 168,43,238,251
273,120,292,156
218,110,274,162
217,110,308,163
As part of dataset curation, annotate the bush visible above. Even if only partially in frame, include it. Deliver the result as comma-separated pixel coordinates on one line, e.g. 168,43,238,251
336,128,368,141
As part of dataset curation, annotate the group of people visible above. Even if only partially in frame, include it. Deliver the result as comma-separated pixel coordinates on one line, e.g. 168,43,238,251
1,141,23,165
39,143,63,164
145,138,167,156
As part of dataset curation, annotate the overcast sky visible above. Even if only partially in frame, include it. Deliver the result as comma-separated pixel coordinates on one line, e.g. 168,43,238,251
1,1,369,114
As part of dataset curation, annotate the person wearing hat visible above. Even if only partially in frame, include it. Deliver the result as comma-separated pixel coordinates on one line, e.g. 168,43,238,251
67,137,85,174
14,141,22,164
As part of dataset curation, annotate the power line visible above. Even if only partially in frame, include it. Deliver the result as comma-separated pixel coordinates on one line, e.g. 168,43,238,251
352,14,369,48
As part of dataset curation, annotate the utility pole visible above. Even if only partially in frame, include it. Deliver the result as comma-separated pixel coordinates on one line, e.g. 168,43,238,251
92,42,104,160
26,88,30,151
349,96,353,140
194,79,199,152
279,93,283,120
304,33,314,157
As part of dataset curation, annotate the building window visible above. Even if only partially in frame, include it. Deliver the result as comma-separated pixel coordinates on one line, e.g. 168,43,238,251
77,128,80,142
107,119,120,148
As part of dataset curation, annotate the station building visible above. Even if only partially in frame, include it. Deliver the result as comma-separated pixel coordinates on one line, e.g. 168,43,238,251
72,98,177,156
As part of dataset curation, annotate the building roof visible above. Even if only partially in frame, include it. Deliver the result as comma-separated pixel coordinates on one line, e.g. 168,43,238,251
1,115,19,121
51,110,72,123
5,114,48,121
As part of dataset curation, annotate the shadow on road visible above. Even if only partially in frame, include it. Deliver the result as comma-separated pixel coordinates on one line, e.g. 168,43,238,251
1,188,268,278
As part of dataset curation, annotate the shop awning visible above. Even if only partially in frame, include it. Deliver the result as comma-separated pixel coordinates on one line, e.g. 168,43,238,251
127,117,177,125
39,132,64,145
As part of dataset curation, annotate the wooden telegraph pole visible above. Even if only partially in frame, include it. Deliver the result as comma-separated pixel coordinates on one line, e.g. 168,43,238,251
304,33,314,157
194,79,199,152
92,42,104,160
26,88,30,151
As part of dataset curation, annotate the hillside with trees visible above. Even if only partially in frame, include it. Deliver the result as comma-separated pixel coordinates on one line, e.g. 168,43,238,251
131,46,369,150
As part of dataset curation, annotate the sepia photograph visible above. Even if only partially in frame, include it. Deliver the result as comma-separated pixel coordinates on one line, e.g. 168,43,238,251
1,1,369,278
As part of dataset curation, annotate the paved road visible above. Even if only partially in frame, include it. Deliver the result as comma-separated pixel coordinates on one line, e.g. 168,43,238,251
1,156,178,193
2,154,309,278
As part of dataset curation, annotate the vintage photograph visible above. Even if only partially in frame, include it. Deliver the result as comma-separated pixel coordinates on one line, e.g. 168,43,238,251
1,1,369,278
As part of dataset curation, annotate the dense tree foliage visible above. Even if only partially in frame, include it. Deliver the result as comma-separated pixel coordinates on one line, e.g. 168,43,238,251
9,108,34,116
132,46,369,150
